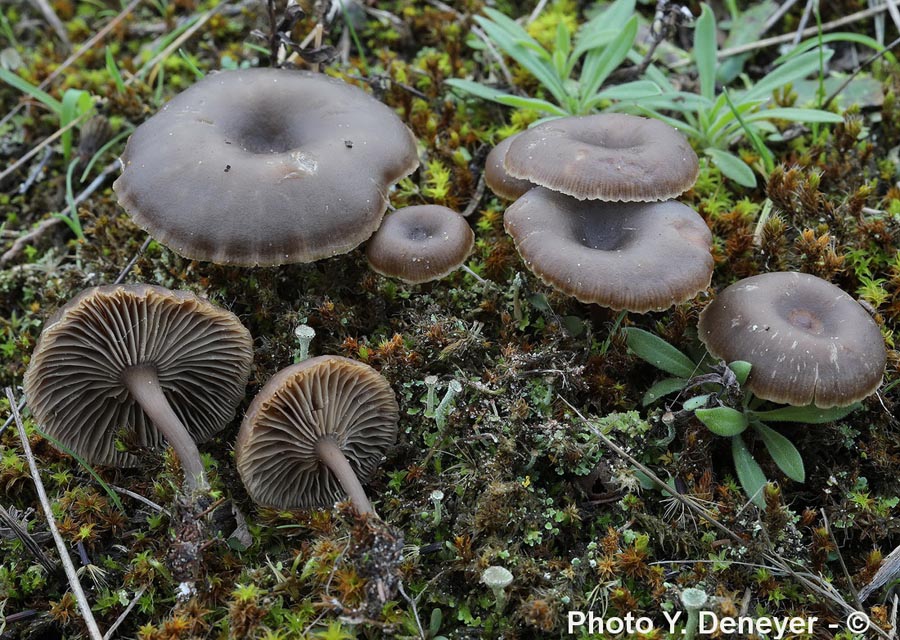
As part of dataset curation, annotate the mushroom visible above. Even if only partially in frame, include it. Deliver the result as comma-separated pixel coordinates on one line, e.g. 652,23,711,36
503,114,699,201
114,68,419,266
481,566,514,611
697,272,886,408
235,356,398,514
24,285,253,492
484,133,534,200
366,205,474,283
503,187,713,312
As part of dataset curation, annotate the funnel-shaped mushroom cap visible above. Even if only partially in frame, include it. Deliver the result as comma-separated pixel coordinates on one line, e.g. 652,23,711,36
23,285,253,466
504,114,699,201
504,187,713,312
366,205,474,283
114,68,419,266
698,272,886,408
235,356,399,509
484,134,534,200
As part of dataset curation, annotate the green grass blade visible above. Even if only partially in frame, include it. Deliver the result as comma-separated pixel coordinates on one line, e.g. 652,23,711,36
35,427,126,513
0,67,63,113
105,46,126,94
579,16,638,104
694,5,717,101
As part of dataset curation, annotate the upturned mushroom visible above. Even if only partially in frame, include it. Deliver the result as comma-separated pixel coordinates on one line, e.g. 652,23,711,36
24,285,253,492
366,205,474,283
697,272,886,408
114,68,419,266
503,187,713,312
503,113,699,202
235,356,398,514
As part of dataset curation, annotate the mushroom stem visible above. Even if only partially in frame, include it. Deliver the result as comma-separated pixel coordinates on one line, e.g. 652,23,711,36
315,436,373,515
123,365,207,493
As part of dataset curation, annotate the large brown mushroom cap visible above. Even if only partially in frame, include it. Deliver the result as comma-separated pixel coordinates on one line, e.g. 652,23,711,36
235,356,399,510
504,187,713,312
114,68,419,266
504,114,699,202
484,134,534,200
698,272,886,408
23,285,253,466
366,205,474,284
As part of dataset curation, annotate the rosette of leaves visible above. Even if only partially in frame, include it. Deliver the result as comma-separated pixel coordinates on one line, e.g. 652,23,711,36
624,328,858,507
446,0,660,120
630,5,844,187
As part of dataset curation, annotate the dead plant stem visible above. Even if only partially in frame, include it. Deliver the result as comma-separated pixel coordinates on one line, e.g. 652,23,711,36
5,388,104,640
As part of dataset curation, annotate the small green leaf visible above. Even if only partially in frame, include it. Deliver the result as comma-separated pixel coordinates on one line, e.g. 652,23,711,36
585,80,662,109
578,15,638,102
732,435,767,507
749,403,860,424
728,361,751,386
561,315,585,337
61,88,93,164
742,107,843,124
695,407,748,436
0,67,62,113
705,148,756,187
528,293,551,312
105,46,126,94
642,377,688,406
753,422,805,482
622,327,697,378
683,394,711,412
695,5,718,101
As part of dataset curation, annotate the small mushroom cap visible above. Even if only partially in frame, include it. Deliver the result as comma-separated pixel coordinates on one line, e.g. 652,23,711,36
503,187,713,312
23,285,253,466
504,114,699,201
481,566,513,589
484,134,534,200
114,68,419,266
698,272,886,408
235,356,399,509
366,205,474,284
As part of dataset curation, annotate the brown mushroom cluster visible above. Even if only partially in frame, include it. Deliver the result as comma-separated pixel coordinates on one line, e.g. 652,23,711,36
491,114,713,313
25,284,401,514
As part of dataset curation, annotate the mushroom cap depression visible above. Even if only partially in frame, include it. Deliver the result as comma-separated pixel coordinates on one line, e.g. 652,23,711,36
114,68,419,266
24,285,253,466
235,356,399,509
484,134,534,200
366,205,474,283
504,114,699,201
698,272,886,408
503,187,713,312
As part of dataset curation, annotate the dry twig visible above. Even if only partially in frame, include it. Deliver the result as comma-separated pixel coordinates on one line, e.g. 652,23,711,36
5,388,104,640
